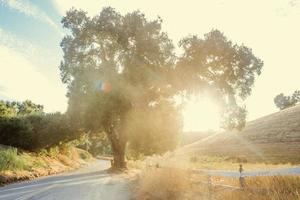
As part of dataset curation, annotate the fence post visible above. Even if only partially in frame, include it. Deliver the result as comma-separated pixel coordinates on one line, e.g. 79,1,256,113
239,164,246,188
207,175,212,200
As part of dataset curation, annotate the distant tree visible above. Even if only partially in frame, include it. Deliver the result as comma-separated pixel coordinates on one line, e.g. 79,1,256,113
0,100,43,117
274,90,300,110
60,8,180,168
176,30,263,130
0,101,17,117
17,100,44,115
292,90,300,102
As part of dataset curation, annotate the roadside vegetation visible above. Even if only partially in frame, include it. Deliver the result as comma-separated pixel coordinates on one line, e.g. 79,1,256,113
0,100,81,151
135,167,300,200
0,100,94,184
0,148,27,171
0,144,92,185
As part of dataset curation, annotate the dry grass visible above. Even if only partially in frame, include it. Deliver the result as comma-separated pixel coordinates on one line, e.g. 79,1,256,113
212,176,300,200
187,155,293,170
128,153,292,172
135,167,300,200
180,105,300,165
135,168,191,200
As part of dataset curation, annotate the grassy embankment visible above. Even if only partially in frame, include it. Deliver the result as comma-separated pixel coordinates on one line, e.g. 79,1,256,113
134,167,300,200
0,144,93,185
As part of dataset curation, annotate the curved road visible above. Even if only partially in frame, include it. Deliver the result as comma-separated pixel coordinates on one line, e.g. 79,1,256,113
0,160,132,200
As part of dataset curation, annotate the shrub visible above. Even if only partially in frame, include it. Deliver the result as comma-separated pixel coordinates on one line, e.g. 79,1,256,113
0,113,79,151
26,113,79,149
0,117,35,150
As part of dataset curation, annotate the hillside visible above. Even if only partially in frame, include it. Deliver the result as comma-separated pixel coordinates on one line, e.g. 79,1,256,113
181,131,216,145
180,105,300,164
0,146,93,185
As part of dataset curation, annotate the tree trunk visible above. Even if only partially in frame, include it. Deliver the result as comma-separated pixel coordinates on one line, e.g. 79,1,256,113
112,142,127,169
107,130,127,169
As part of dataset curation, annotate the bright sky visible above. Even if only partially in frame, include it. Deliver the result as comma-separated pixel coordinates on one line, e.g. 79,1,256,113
0,0,299,131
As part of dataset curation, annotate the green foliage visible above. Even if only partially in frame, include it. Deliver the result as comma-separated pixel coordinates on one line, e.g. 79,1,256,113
88,132,112,156
0,148,27,171
0,100,43,117
0,117,35,150
274,90,300,110
17,100,44,115
0,113,79,151
26,113,79,149
36,146,63,159
0,101,17,117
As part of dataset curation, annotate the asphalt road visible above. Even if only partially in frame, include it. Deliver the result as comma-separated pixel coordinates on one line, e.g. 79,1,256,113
195,167,300,177
0,160,132,200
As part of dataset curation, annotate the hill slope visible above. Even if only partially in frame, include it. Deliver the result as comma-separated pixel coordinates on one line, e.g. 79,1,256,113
181,105,300,164
0,146,93,185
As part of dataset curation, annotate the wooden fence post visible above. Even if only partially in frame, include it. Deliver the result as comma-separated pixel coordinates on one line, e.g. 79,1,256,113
239,164,246,188
207,175,212,200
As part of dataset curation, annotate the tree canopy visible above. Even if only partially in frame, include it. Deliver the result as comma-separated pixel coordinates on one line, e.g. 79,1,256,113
60,7,179,168
176,30,263,129
274,90,300,110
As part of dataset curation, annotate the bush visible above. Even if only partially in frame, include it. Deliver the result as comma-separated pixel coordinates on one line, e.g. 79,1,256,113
26,113,79,149
0,113,80,151
0,117,35,150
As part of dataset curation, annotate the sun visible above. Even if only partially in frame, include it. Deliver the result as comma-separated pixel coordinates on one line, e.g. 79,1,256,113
183,96,221,132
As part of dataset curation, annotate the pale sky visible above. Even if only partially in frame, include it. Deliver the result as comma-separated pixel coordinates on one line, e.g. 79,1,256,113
1,0,299,131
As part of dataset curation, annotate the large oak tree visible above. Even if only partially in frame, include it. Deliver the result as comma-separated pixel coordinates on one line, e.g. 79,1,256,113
60,8,179,168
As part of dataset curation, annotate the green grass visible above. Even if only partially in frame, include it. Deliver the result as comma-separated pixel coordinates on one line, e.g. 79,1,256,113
0,148,28,171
